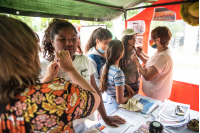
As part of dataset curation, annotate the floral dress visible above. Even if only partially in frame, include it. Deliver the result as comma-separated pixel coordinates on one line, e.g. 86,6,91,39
0,78,95,133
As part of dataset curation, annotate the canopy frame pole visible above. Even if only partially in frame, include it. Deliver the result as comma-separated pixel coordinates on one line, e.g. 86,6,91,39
74,0,124,11
126,1,196,11
124,10,127,21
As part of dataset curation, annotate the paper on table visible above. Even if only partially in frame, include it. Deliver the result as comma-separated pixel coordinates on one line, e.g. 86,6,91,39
96,121,132,133
158,100,190,121
95,109,139,133
138,98,154,114
156,114,190,127
85,128,102,133
133,124,149,133
133,94,162,114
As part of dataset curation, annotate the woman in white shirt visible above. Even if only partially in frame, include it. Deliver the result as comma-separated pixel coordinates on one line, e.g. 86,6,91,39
131,26,173,101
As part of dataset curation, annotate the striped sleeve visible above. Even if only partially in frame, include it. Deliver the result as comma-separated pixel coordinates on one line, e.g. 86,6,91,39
113,70,125,86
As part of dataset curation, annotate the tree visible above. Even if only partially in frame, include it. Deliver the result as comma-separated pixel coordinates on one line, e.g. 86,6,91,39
150,20,186,38
0,13,54,32
122,10,139,21
82,20,113,28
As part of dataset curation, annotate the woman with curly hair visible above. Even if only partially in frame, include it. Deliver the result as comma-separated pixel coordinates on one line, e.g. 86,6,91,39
0,15,100,133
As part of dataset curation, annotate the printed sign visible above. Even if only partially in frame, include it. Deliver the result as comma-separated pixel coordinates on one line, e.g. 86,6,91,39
153,8,176,21
127,20,145,33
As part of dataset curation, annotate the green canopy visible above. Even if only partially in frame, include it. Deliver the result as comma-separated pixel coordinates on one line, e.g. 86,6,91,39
0,0,151,21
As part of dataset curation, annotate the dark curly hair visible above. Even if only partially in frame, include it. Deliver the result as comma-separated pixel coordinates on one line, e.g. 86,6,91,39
42,19,77,58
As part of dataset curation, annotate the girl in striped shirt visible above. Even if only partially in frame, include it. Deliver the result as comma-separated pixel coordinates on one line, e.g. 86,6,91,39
100,40,134,114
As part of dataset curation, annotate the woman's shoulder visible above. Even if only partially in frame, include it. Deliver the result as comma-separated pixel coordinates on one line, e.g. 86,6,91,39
33,78,70,91
158,49,173,60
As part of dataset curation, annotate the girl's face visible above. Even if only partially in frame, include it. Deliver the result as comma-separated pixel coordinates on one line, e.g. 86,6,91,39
127,34,137,51
96,38,112,52
51,27,78,57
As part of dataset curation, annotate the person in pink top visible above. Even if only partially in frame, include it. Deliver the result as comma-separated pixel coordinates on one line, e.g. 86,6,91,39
131,26,173,101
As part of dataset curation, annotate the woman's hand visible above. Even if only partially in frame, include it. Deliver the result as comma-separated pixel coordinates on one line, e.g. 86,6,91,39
104,115,126,127
41,61,59,83
55,50,74,72
136,47,143,56
125,84,135,98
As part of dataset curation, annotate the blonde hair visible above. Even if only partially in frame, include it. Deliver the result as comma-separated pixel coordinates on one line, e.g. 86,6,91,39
0,15,40,104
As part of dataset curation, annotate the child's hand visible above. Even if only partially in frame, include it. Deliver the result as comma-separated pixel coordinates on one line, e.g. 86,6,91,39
41,61,59,83
125,84,135,98
131,54,139,64
103,115,126,127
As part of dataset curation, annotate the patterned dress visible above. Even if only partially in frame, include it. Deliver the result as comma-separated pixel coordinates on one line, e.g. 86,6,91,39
0,78,95,133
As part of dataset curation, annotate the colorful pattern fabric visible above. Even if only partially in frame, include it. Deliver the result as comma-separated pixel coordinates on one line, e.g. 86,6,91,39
0,78,95,133
40,55,96,127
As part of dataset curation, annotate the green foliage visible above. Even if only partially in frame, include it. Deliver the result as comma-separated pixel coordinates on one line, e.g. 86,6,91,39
0,13,53,32
143,3,152,6
69,20,81,25
121,2,153,21
1,13,113,31
122,9,139,21
83,21,113,28
150,20,186,38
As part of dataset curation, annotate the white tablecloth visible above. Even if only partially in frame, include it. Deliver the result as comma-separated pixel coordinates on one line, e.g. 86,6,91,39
85,95,199,133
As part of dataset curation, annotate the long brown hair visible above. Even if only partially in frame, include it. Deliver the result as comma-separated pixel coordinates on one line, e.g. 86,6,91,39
100,40,124,93
84,27,112,53
119,35,133,72
0,15,40,104
42,19,77,58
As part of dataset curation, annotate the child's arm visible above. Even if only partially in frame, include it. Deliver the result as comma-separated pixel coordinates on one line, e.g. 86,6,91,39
116,85,128,104
90,74,126,127
125,84,134,98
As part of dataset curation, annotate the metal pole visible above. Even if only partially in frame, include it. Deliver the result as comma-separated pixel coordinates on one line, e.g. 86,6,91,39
74,0,124,11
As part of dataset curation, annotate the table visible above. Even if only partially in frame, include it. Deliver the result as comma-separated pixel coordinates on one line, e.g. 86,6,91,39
85,94,199,133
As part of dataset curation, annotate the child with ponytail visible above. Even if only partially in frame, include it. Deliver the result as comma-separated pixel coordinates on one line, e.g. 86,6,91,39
100,40,134,114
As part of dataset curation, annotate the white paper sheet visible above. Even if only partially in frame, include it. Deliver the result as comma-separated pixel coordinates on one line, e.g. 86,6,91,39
158,100,190,121
133,94,162,114
95,109,139,133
